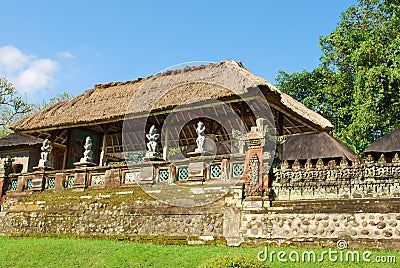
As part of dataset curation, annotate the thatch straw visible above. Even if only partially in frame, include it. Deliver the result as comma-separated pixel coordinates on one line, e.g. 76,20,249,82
11,60,332,132
364,128,400,153
0,133,42,149
282,132,358,161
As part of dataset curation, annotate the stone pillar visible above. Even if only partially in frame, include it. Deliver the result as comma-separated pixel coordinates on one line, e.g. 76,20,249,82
104,168,121,188
220,159,229,181
188,161,206,182
168,164,176,184
242,118,269,202
223,207,243,246
31,172,45,191
55,172,65,191
139,164,155,184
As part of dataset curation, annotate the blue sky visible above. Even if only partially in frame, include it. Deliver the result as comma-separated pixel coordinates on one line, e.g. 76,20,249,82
1,0,357,103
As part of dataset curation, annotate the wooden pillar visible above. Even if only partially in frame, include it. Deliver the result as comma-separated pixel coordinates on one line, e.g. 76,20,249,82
163,127,169,161
99,132,108,166
277,112,284,161
64,129,72,169
62,147,67,170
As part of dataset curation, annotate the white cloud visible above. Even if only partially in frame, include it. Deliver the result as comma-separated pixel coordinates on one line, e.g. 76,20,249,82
16,59,58,93
57,51,74,59
0,45,31,73
0,45,58,95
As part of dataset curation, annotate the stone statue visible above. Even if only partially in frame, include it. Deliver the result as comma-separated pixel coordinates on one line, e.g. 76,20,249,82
195,121,206,153
2,156,13,177
248,154,260,187
80,136,94,163
38,139,52,167
231,129,245,154
146,125,159,157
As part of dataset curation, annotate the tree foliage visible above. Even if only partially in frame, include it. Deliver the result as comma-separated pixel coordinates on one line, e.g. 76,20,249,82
276,0,400,153
0,77,32,138
0,77,73,138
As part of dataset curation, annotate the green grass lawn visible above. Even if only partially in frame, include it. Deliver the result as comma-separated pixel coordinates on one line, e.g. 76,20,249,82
0,237,398,267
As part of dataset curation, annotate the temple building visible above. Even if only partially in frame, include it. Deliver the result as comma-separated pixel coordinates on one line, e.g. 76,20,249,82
6,60,333,197
282,132,358,167
0,133,43,173
4,61,400,247
364,128,400,163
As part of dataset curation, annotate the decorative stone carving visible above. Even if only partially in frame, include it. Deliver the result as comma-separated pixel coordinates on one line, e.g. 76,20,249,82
80,136,94,163
281,160,290,171
195,121,206,153
242,118,269,199
38,139,52,168
231,129,245,154
145,125,160,158
378,154,386,166
365,154,375,166
340,157,348,168
292,159,301,170
3,156,13,177
328,160,337,168
304,159,313,170
352,157,362,167
276,135,286,145
124,171,140,184
90,173,105,186
392,153,400,165
316,158,324,169
248,154,260,187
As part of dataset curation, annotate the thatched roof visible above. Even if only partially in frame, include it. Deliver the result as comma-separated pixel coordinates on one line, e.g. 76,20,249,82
11,60,332,134
282,132,358,161
364,128,400,154
0,133,42,149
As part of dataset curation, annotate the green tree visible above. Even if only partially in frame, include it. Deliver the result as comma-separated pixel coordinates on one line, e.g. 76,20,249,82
0,77,73,138
276,0,400,153
0,77,32,137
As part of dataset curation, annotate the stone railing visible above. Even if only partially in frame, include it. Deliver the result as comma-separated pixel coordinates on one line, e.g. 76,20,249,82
2,155,246,197
272,156,400,200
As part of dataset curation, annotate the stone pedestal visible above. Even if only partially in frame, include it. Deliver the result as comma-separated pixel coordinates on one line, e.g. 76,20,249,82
187,151,212,158
188,161,206,182
31,175,45,191
55,173,65,191
168,165,176,184
73,162,96,168
73,172,87,190
72,162,96,190
139,166,155,184
104,169,121,188
33,166,53,172
142,156,164,162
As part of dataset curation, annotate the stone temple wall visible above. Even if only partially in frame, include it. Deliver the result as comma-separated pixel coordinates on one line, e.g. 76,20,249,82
0,187,400,250
0,188,226,245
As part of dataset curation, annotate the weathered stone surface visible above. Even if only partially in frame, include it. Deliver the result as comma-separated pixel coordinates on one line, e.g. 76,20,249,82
139,166,154,183
1,187,400,250
188,161,205,181
104,169,120,188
